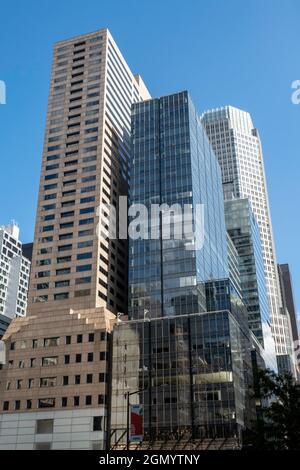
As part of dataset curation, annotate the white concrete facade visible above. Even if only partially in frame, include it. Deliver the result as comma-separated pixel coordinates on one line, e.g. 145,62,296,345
0,408,106,450
0,223,30,320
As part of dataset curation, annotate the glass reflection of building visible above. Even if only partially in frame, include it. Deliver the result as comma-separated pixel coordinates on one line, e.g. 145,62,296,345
129,91,228,320
110,92,255,448
224,198,277,370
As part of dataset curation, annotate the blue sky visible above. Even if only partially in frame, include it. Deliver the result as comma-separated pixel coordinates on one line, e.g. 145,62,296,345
0,0,299,319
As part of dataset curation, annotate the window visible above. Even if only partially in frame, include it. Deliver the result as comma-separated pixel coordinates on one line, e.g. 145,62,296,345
77,240,93,249
32,339,38,348
76,354,82,363
77,334,83,343
98,394,107,405
40,377,57,388
28,378,34,389
99,373,107,383
59,233,73,240
19,360,25,369
63,376,69,386
55,280,70,288
57,256,71,263
65,335,71,345
93,416,102,431
58,244,72,251
75,375,81,385
44,337,59,347
30,358,36,367
62,397,68,407
15,400,21,410
42,356,58,366
27,400,32,410
17,379,23,389
64,355,70,364
77,252,92,260
80,207,94,214
100,351,107,361
38,398,55,409
75,289,90,297
75,276,91,285
87,374,93,384
56,268,71,275
76,264,92,272
3,401,9,411
86,395,92,406
54,292,69,300
80,196,95,204
100,332,106,341
79,217,94,225
88,333,94,342
36,419,54,434
78,229,93,236
87,352,93,362
74,396,80,406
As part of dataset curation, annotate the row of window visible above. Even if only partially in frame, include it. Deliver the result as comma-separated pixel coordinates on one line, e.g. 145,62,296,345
10,332,106,350
2,394,107,412
9,353,108,369
8,372,108,390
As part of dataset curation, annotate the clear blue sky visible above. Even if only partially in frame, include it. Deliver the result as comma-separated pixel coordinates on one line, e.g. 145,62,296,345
0,0,299,319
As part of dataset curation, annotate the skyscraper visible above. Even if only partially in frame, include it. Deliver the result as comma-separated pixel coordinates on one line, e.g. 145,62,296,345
28,28,150,317
110,92,255,450
201,106,294,373
0,28,150,450
0,223,30,336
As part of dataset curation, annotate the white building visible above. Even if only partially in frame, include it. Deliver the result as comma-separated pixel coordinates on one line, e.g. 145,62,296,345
0,223,30,328
201,106,295,375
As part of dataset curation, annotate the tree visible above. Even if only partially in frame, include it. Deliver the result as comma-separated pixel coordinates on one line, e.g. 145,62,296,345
244,368,300,450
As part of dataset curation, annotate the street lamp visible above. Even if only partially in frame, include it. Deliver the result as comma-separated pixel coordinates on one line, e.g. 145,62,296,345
125,384,167,450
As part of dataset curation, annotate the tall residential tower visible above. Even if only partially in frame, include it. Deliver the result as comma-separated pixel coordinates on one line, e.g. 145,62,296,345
0,29,150,450
28,28,150,317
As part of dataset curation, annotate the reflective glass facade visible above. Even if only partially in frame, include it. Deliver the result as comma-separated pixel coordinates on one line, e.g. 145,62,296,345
111,311,248,445
129,92,228,320
110,93,256,449
224,199,277,369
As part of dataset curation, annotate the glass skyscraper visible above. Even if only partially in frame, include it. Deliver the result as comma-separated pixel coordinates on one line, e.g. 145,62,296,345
129,91,228,320
110,92,255,449
201,106,295,375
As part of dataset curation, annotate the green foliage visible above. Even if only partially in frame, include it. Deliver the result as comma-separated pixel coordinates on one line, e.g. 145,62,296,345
244,369,300,450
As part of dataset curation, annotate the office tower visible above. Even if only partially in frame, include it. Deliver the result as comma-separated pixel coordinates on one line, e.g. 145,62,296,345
278,264,299,344
0,29,150,450
0,223,30,335
201,106,294,373
110,92,255,450
27,28,150,316
129,92,228,320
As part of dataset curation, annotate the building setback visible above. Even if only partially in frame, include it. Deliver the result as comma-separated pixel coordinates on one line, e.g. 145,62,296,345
201,106,295,375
